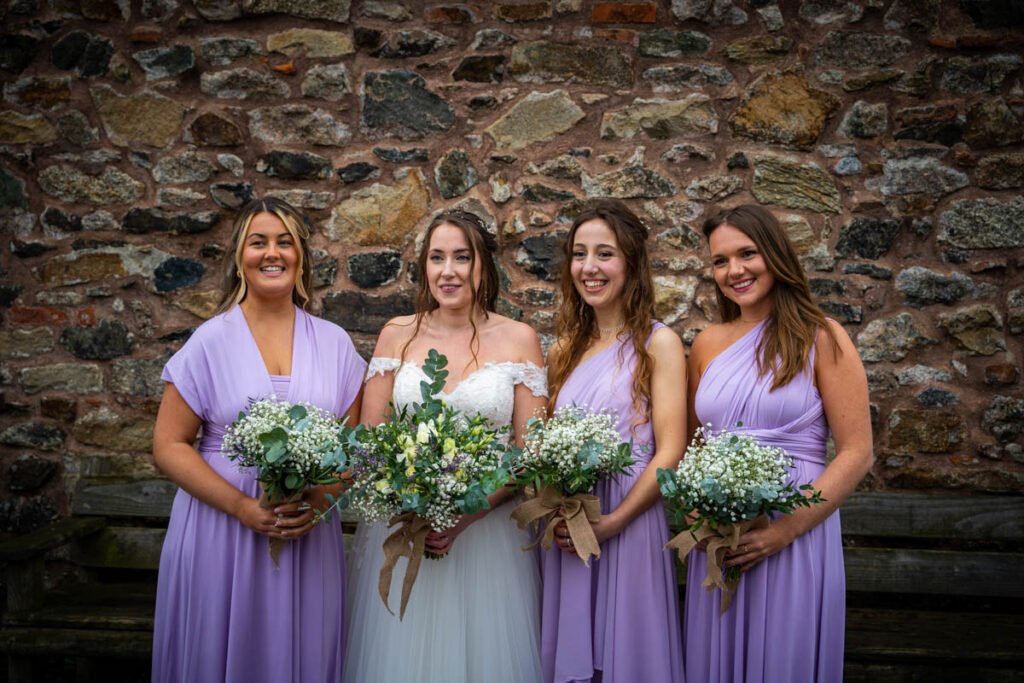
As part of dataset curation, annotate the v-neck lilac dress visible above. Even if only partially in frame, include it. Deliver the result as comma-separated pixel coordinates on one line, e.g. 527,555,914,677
152,306,366,683
684,320,844,683
540,323,685,683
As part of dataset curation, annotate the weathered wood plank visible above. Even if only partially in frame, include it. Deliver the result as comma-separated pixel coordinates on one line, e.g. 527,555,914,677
72,477,361,523
0,627,151,659
0,518,106,562
845,662,1024,683
72,479,177,518
70,527,360,570
846,607,1024,664
845,547,1024,597
71,527,165,570
841,492,1024,540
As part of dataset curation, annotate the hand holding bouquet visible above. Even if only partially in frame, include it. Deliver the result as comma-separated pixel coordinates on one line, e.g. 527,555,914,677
222,399,350,567
657,424,824,612
510,405,634,565
344,350,516,619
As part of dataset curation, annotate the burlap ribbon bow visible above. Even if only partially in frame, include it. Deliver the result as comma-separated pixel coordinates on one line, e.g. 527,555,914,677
511,485,603,566
258,488,304,569
665,514,770,613
378,513,432,620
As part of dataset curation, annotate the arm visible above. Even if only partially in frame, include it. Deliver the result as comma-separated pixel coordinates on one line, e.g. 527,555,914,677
729,320,874,571
426,324,548,555
153,383,286,539
555,327,687,549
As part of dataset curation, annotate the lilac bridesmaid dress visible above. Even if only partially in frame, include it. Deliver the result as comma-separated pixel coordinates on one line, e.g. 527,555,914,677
684,319,845,682
540,322,685,683
151,306,366,683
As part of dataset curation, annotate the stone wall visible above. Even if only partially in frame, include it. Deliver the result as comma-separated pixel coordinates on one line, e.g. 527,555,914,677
1,0,1022,534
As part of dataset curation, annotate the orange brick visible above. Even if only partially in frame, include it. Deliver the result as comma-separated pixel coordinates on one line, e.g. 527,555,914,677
592,2,657,23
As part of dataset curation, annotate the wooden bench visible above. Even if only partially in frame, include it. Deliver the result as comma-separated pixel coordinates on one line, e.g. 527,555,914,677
4,482,1023,681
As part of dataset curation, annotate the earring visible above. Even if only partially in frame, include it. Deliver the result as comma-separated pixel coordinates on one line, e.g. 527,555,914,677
237,269,242,278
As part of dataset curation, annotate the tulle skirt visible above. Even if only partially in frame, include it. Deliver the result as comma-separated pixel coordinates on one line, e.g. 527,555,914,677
344,500,543,683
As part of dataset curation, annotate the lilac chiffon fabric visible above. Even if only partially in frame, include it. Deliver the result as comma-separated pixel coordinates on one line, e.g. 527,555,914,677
540,322,685,683
684,320,845,683
151,306,365,683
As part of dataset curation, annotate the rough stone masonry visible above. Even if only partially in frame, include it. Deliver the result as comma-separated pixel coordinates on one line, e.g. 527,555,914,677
0,0,1022,534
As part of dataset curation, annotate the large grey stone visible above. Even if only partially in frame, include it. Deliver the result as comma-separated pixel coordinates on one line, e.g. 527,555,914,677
937,197,1024,249
152,151,218,183
752,156,840,213
976,153,1024,190
937,304,1006,356
895,266,974,308
73,406,153,452
485,90,584,150
434,149,477,199
835,217,900,259
509,41,632,87
20,363,103,394
671,0,747,24
582,166,675,199
600,95,717,140
132,44,195,80
941,54,1022,95
983,396,1024,442
0,328,54,359
814,31,911,68
200,36,265,65
111,354,170,397
200,68,290,100
90,85,185,148
360,70,455,140
38,164,144,205
301,63,351,102
856,313,935,362
248,105,351,146
245,0,350,22
0,422,65,451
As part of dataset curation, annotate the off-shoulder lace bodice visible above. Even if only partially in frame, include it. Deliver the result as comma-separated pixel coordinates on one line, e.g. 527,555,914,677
366,358,547,428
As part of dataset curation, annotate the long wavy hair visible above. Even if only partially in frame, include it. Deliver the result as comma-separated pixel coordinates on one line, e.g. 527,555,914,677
703,204,839,390
217,196,314,313
548,199,656,427
398,209,500,371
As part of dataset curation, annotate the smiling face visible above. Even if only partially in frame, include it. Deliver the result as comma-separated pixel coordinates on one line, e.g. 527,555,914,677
239,211,300,303
425,223,482,311
570,218,627,314
708,222,776,319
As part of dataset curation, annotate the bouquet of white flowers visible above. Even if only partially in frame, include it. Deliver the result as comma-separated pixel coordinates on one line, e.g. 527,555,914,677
510,405,634,565
657,423,824,612
342,349,516,619
222,399,350,566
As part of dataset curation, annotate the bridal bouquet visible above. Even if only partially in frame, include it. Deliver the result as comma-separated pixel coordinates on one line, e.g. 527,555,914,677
657,424,824,612
510,405,634,565
344,349,516,619
222,399,350,567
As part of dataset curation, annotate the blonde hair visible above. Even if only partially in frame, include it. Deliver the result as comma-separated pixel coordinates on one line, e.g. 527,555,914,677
217,197,314,313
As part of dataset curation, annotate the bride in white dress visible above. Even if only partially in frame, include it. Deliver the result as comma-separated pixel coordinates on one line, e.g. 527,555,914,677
343,210,546,683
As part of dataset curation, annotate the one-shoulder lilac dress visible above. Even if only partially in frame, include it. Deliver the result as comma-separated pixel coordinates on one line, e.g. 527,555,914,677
684,320,844,683
151,306,366,683
540,323,685,683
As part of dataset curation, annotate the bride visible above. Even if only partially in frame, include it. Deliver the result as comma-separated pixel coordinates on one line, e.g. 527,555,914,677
343,210,547,683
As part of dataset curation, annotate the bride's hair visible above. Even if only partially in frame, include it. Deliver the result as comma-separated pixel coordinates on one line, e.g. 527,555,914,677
548,199,656,428
399,209,500,370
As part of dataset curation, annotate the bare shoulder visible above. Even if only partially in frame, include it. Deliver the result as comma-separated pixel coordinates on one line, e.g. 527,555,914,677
689,323,727,357
815,318,856,366
374,315,418,357
487,314,542,363
649,325,684,358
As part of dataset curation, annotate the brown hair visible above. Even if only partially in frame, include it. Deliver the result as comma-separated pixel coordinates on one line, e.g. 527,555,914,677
217,196,314,313
399,209,500,370
702,204,839,390
548,199,656,428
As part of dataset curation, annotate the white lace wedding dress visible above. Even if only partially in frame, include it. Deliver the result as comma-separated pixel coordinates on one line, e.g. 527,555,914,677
343,359,546,683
